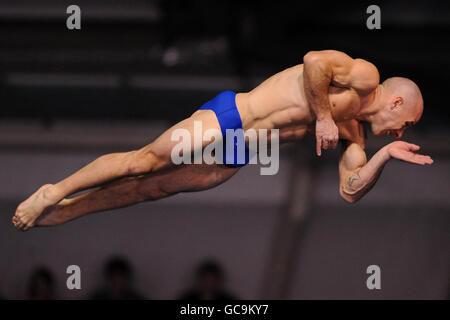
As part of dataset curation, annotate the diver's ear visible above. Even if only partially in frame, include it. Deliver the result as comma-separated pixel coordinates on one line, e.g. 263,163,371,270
390,97,403,110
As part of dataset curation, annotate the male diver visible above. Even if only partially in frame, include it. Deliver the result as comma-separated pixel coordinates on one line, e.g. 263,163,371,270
12,50,433,231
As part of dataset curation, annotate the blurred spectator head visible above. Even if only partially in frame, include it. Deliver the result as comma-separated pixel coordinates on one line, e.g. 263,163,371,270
178,259,235,300
103,256,133,294
90,256,143,300
27,267,55,300
195,260,225,295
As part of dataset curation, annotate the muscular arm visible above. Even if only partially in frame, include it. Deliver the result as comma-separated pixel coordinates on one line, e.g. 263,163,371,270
303,50,380,102
339,141,433,203
303,51,336,122
303,50,380,155
339,142,387,203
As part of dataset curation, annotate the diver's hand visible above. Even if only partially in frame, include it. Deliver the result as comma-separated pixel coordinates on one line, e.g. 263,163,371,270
315,115,339,156
386,141,433,165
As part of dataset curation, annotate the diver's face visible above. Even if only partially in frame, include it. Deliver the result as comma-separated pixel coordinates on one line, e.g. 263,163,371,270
371,97,418,138
374,120,415,138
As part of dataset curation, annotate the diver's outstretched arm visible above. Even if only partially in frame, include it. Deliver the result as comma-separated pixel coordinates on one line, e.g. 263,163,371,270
339,141,433,203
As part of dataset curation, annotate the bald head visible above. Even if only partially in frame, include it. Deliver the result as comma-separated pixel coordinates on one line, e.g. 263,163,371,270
382,77,423,121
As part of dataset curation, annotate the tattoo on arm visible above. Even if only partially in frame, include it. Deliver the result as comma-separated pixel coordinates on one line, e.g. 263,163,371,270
348,170,361,188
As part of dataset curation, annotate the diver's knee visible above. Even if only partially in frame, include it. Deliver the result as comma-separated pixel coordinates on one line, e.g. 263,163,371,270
127,148,161,176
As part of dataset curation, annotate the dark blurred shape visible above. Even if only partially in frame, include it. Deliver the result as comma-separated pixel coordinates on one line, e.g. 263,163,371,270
27,267,55,300
178,260,236,300
90,256,144,300
2,0,448,127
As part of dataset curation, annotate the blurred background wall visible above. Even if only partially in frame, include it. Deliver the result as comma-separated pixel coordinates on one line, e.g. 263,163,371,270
0,0,448,299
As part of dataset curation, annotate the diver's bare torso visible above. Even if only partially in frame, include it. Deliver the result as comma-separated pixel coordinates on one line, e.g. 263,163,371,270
235,64,372,146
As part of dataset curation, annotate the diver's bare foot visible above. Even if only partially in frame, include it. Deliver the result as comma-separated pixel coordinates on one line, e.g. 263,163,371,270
35,199,71,227
12,184,58,231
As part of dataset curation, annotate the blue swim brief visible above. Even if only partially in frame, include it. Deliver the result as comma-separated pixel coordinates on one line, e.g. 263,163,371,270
199,90,250,167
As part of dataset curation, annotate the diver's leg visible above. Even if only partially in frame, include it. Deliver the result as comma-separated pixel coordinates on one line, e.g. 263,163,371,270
34,164,239,228
13,109,221,230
